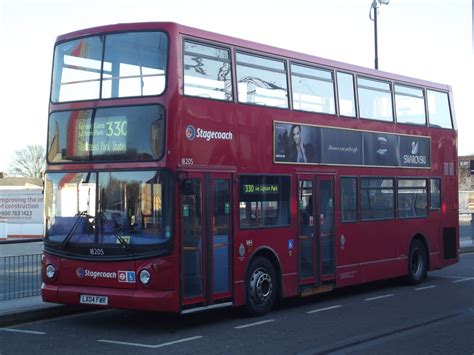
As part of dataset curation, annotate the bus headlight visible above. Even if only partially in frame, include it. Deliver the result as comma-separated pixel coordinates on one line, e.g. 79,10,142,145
45,264,56,279
139,269,151,285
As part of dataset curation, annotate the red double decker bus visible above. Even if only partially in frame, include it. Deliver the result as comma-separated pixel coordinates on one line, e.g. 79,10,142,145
42,22,459,315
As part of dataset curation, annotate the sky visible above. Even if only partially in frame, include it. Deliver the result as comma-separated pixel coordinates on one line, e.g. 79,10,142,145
0,0,472,172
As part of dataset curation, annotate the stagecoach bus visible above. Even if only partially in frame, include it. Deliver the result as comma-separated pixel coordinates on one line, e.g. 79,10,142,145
42,22,459,315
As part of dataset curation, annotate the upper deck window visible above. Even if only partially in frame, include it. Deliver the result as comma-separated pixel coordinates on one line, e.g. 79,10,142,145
291,64,335,115
337,72,356,117
236,52,288,108
47,105,164,163
395,85,426,125
427,90,452,129
52,32,168,102
184,41,232,101
358,77,393,122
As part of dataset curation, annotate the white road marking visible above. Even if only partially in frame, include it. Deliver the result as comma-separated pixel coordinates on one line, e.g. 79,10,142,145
0,328,45,335
415,285,437,291
435,275,467,279
307,305,342,314
98,336,203,349
234,319,275,329
452,277,474,283
364,294,394,301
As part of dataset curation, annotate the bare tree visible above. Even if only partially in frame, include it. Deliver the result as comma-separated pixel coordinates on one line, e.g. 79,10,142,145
8,145,46,178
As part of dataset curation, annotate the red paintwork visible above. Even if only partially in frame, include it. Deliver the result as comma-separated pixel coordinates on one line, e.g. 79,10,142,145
43,22,459,312
42,253,180,312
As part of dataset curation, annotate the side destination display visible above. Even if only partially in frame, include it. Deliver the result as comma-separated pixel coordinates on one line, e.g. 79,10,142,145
274,121,431,168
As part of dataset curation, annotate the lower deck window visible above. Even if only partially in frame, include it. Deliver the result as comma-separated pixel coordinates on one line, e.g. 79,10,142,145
398,179,428,218
239,175,290,228
360,178,394,220
341,177,357,222
430,178,441,210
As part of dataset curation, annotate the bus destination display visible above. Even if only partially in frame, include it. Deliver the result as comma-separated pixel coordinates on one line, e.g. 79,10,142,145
76,116,128,156
242,184,279,194
47,105,164,163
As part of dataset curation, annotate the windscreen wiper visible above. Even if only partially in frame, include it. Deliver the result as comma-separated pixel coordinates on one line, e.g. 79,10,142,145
61,211,89,249
99,213,134,253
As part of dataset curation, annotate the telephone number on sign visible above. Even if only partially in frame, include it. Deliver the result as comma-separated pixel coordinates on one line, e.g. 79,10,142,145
0,210,33,217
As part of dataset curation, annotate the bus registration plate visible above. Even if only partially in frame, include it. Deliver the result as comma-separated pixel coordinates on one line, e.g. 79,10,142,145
80,294,108,305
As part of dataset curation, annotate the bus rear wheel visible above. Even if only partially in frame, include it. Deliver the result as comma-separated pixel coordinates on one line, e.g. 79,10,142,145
245,257,277,316
406,239,427,285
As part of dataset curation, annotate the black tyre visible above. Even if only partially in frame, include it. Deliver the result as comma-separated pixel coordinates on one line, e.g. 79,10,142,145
245,257,277,316
406,239,427,285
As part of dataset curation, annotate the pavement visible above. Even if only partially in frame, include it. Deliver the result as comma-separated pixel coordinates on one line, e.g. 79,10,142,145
0,296,89,327
1,237,473,328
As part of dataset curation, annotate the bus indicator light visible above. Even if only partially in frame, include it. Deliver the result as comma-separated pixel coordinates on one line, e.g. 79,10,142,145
246,240,253,253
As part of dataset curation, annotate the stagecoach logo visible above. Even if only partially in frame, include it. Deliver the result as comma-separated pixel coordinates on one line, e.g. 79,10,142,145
76,267,85,278
76,268,117,280
185,125,197,141
185,124,233,142
403,140,427,165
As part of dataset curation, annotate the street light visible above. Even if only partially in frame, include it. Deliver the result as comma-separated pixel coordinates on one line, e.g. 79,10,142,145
369,0,390,70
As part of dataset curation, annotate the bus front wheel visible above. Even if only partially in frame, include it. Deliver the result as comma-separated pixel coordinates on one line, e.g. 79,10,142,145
406,239,427,285
245,257,277,316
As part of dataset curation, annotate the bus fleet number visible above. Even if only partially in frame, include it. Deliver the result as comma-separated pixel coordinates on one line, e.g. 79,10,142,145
90,248,105,256
181,158,194,166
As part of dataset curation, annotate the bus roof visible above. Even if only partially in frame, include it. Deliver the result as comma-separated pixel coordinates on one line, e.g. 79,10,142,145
56,21,452,92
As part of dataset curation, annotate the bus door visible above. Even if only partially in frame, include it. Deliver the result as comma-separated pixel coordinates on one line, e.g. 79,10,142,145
180,172,233,309
297,175,335,287
318,176,335,281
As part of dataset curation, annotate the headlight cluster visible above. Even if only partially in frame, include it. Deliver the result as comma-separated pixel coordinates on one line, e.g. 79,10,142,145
139,269,151,285
45,264,56,279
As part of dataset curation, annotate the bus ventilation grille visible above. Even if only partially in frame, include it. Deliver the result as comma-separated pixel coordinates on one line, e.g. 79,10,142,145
443,227,457,259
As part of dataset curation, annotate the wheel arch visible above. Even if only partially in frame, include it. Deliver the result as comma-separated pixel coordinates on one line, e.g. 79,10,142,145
245,247,283,300
408,233,430,270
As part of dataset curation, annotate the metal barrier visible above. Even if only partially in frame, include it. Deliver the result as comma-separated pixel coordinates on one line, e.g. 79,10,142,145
0,253,42,300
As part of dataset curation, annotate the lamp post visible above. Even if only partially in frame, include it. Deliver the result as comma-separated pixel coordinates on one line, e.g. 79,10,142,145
370,0,390,70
